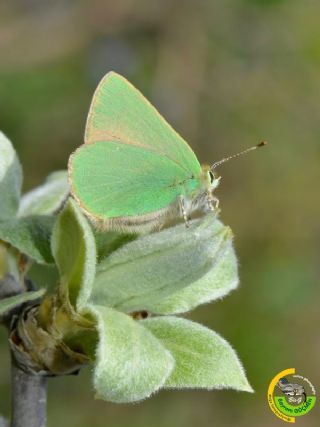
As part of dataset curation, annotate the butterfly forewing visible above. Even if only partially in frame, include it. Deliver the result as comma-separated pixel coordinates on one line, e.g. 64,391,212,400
85,72,201,176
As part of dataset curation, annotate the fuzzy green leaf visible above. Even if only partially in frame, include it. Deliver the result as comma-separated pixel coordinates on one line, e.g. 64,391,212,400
51,199,96,310
93,229,136,262
143,316,253,392
0,242,20,280
149,240,238,314
89,214,236,314
0,132,22,220
18,170,69,217
88,305,174,403
0,216,55,264
0,289,45,316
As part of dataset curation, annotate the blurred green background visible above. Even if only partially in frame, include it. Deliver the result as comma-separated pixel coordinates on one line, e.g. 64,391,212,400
0,0,319,426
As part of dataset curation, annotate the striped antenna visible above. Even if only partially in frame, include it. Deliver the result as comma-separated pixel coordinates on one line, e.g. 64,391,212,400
211,141,267,171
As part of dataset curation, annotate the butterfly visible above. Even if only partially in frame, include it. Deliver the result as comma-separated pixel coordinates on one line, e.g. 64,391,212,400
68,72,265,233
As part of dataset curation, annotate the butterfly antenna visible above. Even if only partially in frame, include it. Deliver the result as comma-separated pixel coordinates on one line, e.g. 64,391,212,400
211,141,267,171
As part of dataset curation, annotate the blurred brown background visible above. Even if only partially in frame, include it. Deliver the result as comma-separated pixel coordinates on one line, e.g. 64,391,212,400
0,0,319,426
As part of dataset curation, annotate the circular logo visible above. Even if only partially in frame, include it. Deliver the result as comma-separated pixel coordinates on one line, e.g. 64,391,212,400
268,368,316,422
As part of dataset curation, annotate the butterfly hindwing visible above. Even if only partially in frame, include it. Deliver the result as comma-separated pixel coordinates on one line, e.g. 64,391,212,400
69,141,193,218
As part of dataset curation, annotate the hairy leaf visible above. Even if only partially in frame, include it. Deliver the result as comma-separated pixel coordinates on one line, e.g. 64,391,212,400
51,199,96,310
89,214,236,314
0,289,45,316
143,316,253,392
149,240,238,314
18,170,69,217
0,242,20,280
0,216,55,264
0,132,22,220
88,305,174,403
93,229,136,262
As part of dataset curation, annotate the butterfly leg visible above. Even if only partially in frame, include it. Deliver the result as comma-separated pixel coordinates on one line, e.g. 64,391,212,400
179,196,190,228
207,191,219,211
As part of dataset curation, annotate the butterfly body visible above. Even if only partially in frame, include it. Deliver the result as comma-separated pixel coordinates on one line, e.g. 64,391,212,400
68,72,220,233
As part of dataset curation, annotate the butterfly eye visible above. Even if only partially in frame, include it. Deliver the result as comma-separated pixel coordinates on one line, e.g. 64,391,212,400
209,171,214,183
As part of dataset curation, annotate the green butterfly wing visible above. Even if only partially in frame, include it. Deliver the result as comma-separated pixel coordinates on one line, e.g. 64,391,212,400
85,72,201,174
69,141,200,218
69,72,202,220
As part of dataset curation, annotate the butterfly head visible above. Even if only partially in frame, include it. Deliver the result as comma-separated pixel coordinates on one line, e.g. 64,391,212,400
200,164,221,192
185,165,221,214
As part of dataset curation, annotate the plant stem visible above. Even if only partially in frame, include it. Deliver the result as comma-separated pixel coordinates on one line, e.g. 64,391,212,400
11,358,47,427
